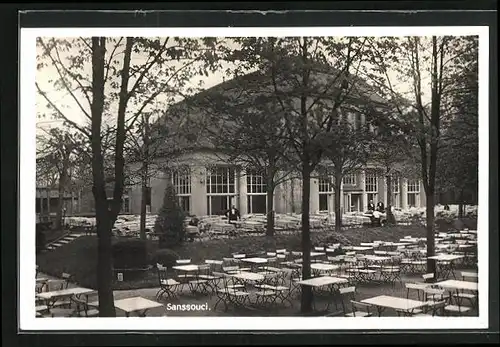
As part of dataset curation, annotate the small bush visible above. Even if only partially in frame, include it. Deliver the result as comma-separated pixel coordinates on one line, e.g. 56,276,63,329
112,239,148,270
155,184,186,248
151,249,180,268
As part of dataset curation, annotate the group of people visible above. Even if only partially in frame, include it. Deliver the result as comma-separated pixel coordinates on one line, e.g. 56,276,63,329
367,200,385,213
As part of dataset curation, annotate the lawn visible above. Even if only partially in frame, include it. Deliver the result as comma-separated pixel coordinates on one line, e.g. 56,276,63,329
37,224,429,290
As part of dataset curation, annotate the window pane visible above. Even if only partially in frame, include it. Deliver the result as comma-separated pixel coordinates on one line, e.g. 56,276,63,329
319,194,328,211
251,195,267,214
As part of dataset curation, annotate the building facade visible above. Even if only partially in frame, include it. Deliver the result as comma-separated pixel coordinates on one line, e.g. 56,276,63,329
126,151,426,216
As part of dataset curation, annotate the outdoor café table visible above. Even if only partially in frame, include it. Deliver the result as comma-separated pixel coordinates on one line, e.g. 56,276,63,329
241,257,268,271
360,242,377,247
36,287,95,311
114,297,163,317
297,276,349,311
435,280,478,304
428,254,464,279
311,263,339,276
172,264,200,272
351,246,373,253
231,271,265,284
361,295,428,317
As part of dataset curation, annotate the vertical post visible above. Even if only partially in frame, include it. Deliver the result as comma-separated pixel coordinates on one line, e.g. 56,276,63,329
361,169,367,211
239,169,247,215
401,178,408,210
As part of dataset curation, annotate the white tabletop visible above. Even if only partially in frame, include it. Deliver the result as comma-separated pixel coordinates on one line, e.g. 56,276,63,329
311,263,339,271
399,239,419,243
428,254,464,261
360,243,376,247
233,254,247,259
435,280,478,291
241,257,268,264
351,246,372,251
172,264,199,272
362,295,427,311
37,287,95,300
114,297,163,313
297,276,348,287
231,271,265,282
310,252,326,257
36,277,49,283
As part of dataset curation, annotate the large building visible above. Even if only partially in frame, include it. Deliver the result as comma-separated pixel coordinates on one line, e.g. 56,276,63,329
126,67,427,217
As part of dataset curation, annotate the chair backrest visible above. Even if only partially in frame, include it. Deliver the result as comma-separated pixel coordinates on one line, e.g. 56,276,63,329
222,266,239,273
291,251,302,257
276,254,286,260
267,252,277,257
176,259,191,265
314,246,324,251
339,286,356,295
276,249,287,254
424,287,445,297
461,271,478,281
222,257,235,264
405,282,425,290
422,273,435,282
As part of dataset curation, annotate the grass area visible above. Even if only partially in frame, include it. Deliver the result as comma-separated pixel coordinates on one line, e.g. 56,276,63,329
37,224,428,291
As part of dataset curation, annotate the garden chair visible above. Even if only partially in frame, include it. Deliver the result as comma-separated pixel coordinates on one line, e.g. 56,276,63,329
72,291,99,317
347,300,373,317
461,271,478,282
444,293,472,316
405,282,427,301
188,265,211,295
156,265,180,300
413,300,447,317
221,273,251,310
422,273,435,283
380,258,402,287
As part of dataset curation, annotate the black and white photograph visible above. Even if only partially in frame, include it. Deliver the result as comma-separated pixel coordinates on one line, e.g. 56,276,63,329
19,25,489,331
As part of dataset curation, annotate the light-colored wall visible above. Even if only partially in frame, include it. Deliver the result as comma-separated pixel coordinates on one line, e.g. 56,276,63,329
126,151,428,216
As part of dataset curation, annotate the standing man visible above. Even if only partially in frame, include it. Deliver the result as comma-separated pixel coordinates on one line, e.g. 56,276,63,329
226,205,241,224
367,200,375,212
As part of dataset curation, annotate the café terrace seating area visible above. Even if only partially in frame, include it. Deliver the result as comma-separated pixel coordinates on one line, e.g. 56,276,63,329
35,228,478,318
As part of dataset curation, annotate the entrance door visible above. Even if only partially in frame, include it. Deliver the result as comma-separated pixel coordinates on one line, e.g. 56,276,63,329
351,194,362,212
343,194,351,213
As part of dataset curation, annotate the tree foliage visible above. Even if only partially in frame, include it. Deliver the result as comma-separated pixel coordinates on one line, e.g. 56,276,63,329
154,184,186,248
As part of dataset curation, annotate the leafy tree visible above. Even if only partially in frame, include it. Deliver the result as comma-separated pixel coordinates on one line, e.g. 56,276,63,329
36,37,222,315
367,36,479,275
222,37,384,313
317,109,372,231
36,127,85,229
187,71,297,236
154,184,186,248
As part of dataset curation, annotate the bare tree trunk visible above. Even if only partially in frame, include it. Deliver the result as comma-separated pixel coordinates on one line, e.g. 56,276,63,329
54,169,67,230
91,36,116,317
266,172,275,237
386,175,396,225
290,179,296,213
140,171,148,240
139,114,150,240
300,165,313,313
458,189,464,218
425,193,436,275
334,171,342,232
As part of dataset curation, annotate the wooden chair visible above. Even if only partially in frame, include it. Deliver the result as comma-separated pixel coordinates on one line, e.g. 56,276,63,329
156,265,180,300
72,291,99,317
348,300,374,317
405,282,427,301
